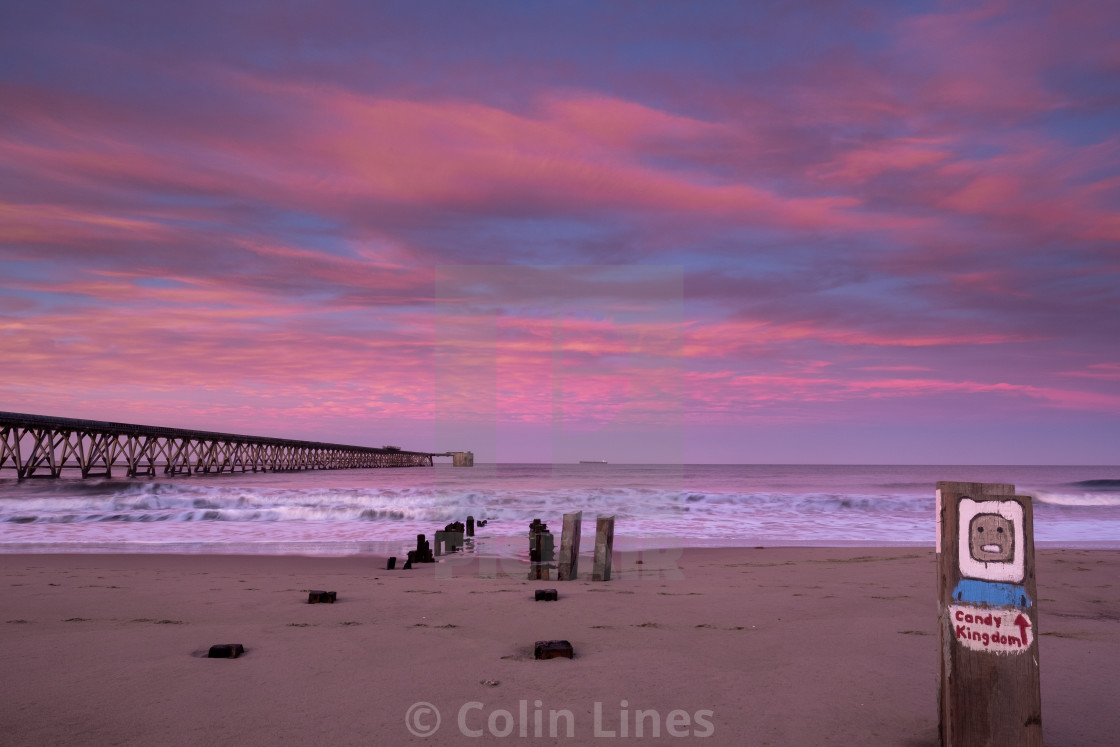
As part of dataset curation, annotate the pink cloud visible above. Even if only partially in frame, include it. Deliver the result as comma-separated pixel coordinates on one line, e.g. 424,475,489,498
314,88,871,228
0,201,174,246
681,318,1041,358
845,377,1120,412
813,138,952,183
2,10,1117,456
858,366,933,372
1058,363,1120,381
1,72,920,243
676,370,1120,424
540,93,730,147
895,2,1072,117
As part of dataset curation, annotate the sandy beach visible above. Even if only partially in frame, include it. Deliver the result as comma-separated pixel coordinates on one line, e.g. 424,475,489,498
1,547,1117,746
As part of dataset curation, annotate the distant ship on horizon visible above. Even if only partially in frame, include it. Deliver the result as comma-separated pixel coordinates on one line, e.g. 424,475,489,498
580,459,608,464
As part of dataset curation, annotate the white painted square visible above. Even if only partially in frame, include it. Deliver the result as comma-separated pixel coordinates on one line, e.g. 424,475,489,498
958,498,1025,583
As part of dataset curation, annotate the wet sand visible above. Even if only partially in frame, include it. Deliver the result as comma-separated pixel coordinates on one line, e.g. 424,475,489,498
1,547,1117,745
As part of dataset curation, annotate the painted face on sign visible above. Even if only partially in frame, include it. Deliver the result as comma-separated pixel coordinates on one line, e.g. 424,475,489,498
969,513,1014,563
957,498,1026,584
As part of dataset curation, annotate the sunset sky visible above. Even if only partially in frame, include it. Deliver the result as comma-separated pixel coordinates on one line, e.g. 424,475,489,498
2,1,1118,464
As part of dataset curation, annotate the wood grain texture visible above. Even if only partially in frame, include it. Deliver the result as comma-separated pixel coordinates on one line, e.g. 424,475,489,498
592,515,615,582
558,511,582,581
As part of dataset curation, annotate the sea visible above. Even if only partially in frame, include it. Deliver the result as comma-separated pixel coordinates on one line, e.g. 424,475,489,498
1,463,1118,556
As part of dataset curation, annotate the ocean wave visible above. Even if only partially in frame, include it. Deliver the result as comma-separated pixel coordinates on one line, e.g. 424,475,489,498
1069,479,1120,492
1029,491,1120,507
2,464,1118,551
1,479,1115,536
0,484,933,525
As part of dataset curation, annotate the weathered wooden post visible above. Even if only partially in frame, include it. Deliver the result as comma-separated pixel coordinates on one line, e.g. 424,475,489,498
592,515,614,581
541,532,554,574
415,533,434,563
528,519,555,580
466,515,475,537
557,511,582,581
936,481,1041,746
529,519,542,580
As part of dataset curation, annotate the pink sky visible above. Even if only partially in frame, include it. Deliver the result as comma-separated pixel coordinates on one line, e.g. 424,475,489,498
1,2,1118,463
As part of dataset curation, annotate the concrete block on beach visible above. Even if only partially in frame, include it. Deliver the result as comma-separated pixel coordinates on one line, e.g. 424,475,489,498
557,511,582,581
437,524,464,554
207,644,245,659
592,515,615,581
535,589,558,601
534,640,573,660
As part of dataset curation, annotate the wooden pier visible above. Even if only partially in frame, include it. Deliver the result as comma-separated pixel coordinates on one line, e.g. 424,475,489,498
0,411,456,479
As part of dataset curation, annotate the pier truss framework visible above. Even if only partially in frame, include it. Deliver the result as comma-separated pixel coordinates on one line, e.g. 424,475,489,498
0,411,441,479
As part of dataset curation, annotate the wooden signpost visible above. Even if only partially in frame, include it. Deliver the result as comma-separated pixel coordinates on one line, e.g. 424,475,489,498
936,481,1041,746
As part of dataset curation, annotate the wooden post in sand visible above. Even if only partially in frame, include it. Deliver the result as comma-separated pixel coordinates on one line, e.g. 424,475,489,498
528,519,555,580
936,481,1041,746
557,511,582,581
592,515,614,581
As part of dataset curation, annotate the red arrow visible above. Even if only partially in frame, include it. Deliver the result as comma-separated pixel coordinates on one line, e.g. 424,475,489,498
1014,614,1031,644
